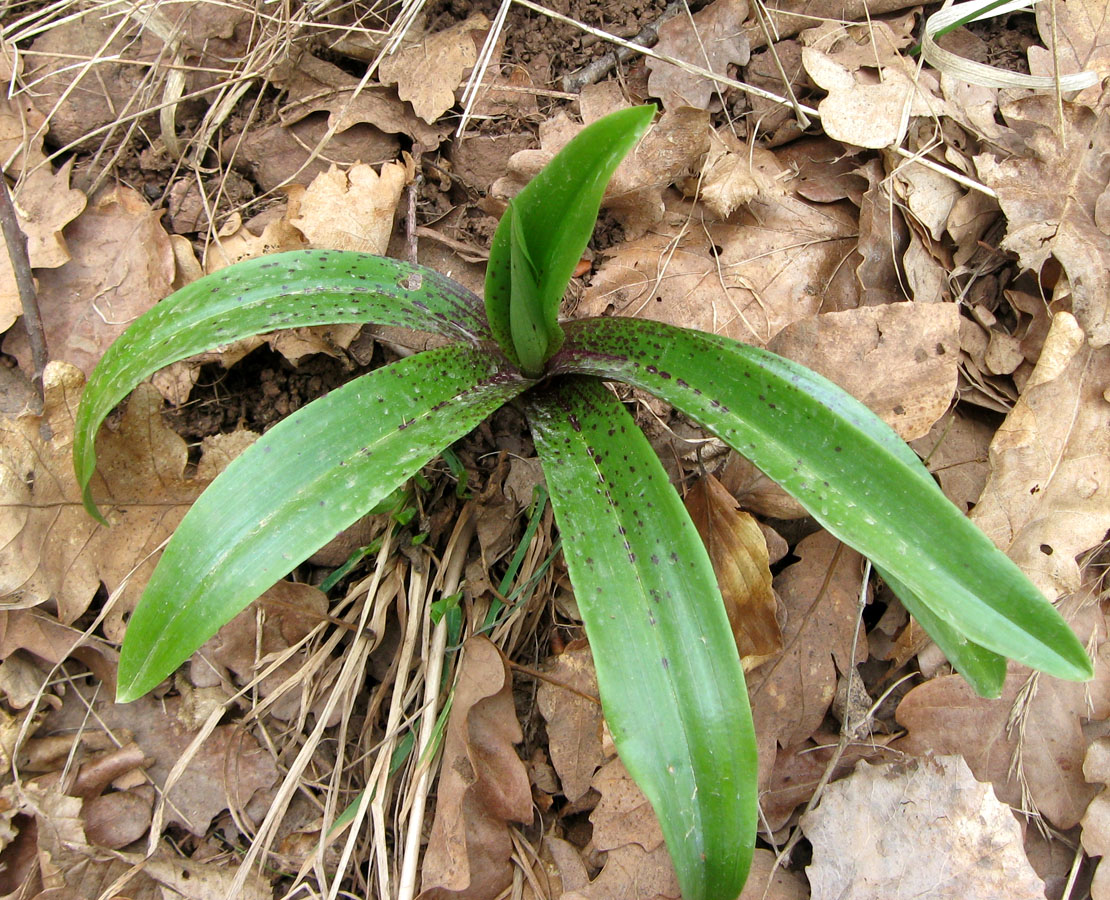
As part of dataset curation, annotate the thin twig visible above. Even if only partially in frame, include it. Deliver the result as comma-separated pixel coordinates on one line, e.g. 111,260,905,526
0,177,46,410
560,0,683,92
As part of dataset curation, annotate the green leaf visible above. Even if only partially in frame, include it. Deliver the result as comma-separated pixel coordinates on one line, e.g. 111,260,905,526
554,317,1092,686
507,201,550,375
116,344,531,702
484,105,655,364
526,377,757,900
876,565,1007,697
75,250,491,519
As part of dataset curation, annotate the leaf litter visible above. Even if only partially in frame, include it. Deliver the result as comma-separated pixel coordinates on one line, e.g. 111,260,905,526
1,0,1109,897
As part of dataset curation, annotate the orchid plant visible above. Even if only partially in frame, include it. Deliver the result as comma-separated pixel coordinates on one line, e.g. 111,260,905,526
75,104,1091,900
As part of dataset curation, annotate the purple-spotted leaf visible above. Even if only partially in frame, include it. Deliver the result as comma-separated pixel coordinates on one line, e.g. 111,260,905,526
552,317,1091,686
526,377,757,900
116,344,530,701
75,250,490,520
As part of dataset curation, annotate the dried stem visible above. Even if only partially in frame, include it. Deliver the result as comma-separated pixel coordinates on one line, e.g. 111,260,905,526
0,177,47,410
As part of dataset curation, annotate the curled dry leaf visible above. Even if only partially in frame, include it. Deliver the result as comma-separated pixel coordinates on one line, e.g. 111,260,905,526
690,129,786,219
419,636,532,900
896,596,1110,829
3,185,174,377
646,0,750,110
802,756,1046,900
378,14,489,124
969,312,1110,601
684,473,781,670
536,639,605,803
974,98,1110,347
767,301,960,441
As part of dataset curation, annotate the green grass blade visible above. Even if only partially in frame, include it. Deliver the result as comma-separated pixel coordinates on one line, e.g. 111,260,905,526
117,345,530,702
484,105,655,364
75,250,492,518
876,565,1007,697
526,377,757,900
554,317,1092,686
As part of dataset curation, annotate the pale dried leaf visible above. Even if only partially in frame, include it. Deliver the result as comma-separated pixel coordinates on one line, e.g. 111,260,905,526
908,409,993,513
768,302,960,440
802,756,1045,899
970,312,1110,600
1035,0,1110,107
0,94,47,175
590,758,664,852
289,161,410,255
13,160,86,269
379,15,489,124
974,99,1110,346
560,842,680,900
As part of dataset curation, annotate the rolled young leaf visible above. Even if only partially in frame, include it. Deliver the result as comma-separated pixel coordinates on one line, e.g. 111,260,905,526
507,201,551,375
552,317,1092,685
117,344,531,702
526,377,757,900
75,250,491,519
484,105,655,366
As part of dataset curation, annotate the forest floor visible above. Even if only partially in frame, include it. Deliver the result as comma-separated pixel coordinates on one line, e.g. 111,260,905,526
0,0,1108,898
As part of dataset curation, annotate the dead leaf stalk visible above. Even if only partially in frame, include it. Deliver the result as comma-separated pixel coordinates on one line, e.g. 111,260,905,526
0,177,46,409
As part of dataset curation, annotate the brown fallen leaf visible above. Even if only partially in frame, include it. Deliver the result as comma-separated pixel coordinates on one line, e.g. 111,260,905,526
969,312,1110,601
647,0,750,110
0,363,215,626
684,473,781,670
46,683,279,836
896,596,1110,829
12,159,86,269
908,408,993,513
748,530,868,752
974,98,1110,347
419,636,532,899
536,639,605,803
801,756,1046,899
767,301,960,441
560,758,680,900
739,848,808,899
0,93,47,176
3,185,174,377
378,15,489,124
0,608,117,698
1034,0,1110,108
687,129,787,219
581,195,857,345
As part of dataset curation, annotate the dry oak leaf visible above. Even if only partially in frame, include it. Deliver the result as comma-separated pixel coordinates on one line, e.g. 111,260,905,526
0,363,211,626
271,50,446,147
3,185,174,377
767,301,960,441
1034,0,1110,107
536,638,605,803
802,756,1046,900
0,93,47,176
419,636,532,900
378,14,489,124
560,843,681,900
684,473,781,670
288,160,411,255
691,129,787,219
647,0,750,110
581,195,857,346
748,530,868,753
46,684,279,836
896,597,1110,830
974,98,1110,347
908,408,993,514
969,312,1110,601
